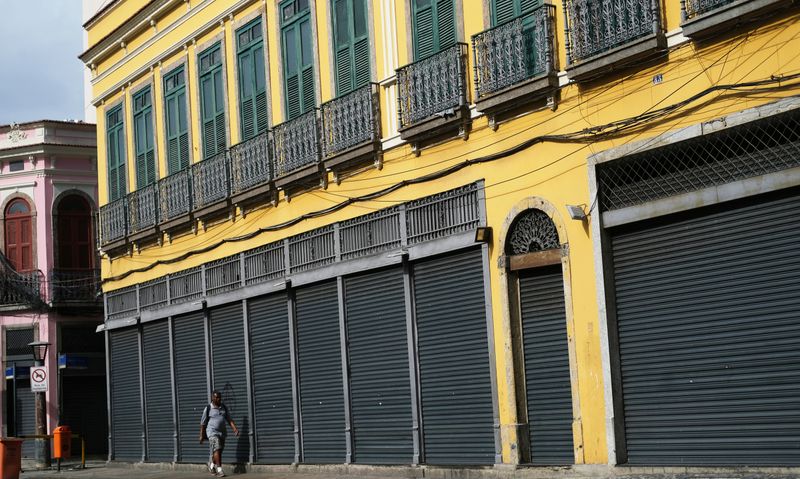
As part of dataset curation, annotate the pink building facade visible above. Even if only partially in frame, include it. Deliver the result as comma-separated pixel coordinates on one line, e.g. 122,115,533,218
0,120,105,457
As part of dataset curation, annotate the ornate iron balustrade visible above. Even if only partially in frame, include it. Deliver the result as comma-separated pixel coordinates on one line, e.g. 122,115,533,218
273,111,321,177
99,198,127,245
230,131,272,194
321,84,379,158
473,6,555,99
564,0,660,63
396,43,469,129
128,183,158,233
192,152,230,211
158,168,191,223
49,268,100,303
683,0,733,18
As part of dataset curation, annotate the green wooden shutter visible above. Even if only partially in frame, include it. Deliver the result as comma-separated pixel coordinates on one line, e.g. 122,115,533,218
436,0,456,48
133,87,156,187
199,44,226,158
412,0,455,60
492,0,517,24
281,0,315,120
237,19,268,141
164,67,190,174
333,0,370,96
106,106,127,201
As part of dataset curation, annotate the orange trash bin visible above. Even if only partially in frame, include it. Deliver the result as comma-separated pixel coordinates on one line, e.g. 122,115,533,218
0,438,23,479
52,426,72,459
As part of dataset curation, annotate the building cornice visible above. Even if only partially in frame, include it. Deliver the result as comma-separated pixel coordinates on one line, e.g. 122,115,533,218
0,144,97,161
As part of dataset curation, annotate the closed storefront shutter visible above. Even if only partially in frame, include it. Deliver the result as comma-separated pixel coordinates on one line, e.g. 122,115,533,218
249,293,295,463
611,189,800,465
210,303,249,463
519,266,574,465
295,281,346,463
142,321,174,461
173,312,209,462
61,376,108,456
345,268,413,464
413,249,495,465
15,381,36,458
109,328,142,461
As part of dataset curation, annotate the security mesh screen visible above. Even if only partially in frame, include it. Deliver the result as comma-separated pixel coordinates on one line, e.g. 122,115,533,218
6,328,33,357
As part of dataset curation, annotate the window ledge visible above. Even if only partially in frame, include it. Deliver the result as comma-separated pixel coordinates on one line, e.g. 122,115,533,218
566,33,667,82
681,0,795,39
398,106,471,145
475,73,559,115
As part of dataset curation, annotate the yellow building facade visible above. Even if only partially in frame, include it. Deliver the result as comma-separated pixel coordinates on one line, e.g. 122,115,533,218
83,0,800,470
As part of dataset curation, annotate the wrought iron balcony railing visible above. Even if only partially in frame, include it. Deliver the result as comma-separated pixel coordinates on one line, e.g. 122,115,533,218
683,0,734,19
128,183,158,234
564,0,660,63
273,110,321,177
99,197,127,245
473,5,556,99
0,253,43,308
192,151,230,211
49,268,101,304
321,84,380,158
158,168,191,224
396,43,469,129
231,131,272,194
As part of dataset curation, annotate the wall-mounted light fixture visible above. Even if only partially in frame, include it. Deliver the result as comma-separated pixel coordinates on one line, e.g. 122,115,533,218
474,226,493,243
566,205,587,221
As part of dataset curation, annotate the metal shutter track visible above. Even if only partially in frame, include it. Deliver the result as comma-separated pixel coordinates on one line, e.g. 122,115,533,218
210,303,249,463
519,266,574,465
110,328,142,461
295,281,346,463
345,268,413,464
249,293,295,463
173,312,209,462
413,249,495,465
142,321,174,461
612,190,800,465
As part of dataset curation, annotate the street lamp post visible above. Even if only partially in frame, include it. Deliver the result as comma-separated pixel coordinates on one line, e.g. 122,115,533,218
29,340,51,469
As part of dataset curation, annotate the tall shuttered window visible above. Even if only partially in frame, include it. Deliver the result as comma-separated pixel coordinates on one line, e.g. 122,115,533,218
106,105,127,201
412,0,456,60
132,87,156,187
237,19,269,140
281,0,315,120
332,0,370,96
163,66,190,174
199,43,227,159
491,0,538,24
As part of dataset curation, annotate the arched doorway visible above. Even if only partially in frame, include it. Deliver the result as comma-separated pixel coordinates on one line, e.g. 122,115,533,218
506,208,575,465
4,198,33,271
55,194,94,270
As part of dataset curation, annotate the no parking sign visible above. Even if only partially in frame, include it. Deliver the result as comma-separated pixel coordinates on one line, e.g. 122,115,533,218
30,366,48,392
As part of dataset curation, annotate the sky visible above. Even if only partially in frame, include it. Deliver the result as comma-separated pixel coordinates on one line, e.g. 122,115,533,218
0,1,85,125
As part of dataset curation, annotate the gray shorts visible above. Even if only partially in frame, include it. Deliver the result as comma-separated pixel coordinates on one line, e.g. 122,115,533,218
208,435,225,453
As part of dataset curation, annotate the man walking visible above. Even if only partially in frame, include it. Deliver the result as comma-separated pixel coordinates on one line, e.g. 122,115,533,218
200,390,239,477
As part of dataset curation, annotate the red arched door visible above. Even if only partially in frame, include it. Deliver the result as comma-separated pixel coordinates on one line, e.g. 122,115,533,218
56,195,93,270
4,199,33,271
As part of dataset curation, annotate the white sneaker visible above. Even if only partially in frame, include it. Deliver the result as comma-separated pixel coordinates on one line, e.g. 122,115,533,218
215,466,225,477
207,462,215,473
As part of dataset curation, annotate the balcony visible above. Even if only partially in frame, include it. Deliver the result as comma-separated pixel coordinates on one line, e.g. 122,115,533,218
472,5,558,117
681,0,793,39
192,151,231,219
98,196,127,250
230,132,272,205
396,43,470,145
272,110,322,192
321,84,382,179
564,0,665,81
128,183,158,241
49,268,101,306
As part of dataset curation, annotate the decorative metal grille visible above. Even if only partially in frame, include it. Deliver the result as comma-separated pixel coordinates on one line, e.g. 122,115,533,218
396,43,469,129
230,131,272,194
684,0,734,19
407,183,480,244
507,209,560,255
598,109,800,212
159,168,191,222
192,152,230,211
128,184,158,233
0,270,43,307
49,268,101,303
244,243,285,285
5,328,33,357
340,207,401,260
473,5,555,99
139,277,168,311
321,84,379,158
273,110,321,177
99,198,127,245
564,0,660,63
206,254,241,296
168,267,202,304
288,225,335,273
106,285,138,320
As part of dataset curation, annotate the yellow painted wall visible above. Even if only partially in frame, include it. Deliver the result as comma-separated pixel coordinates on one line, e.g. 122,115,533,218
85,0,800,466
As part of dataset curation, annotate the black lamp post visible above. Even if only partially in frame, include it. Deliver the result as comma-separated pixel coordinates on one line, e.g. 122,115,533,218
28,340,51,469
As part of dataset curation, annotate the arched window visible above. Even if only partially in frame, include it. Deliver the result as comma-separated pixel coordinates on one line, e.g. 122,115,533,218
506,208,560,256
4,199,33,271
56,195,94,270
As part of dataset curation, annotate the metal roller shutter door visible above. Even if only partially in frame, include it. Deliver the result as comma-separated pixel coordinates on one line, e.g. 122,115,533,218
61,376,108,456
142,321,174,461
345,268,413,464
611,189,800,465
295,281,346,463
14,382,35,458
109,328,142,461
249,293,295,464
519,266,574,465
413,249,495,465
210,303,249,463
173,312,209,462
